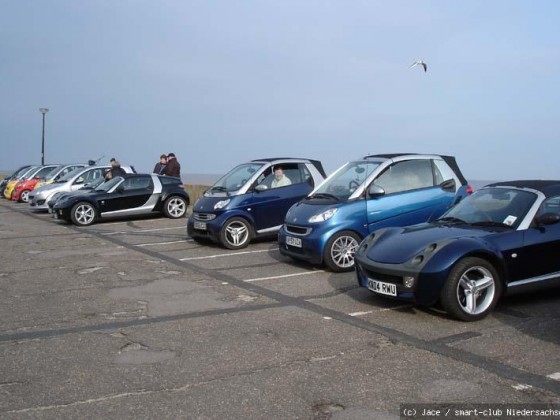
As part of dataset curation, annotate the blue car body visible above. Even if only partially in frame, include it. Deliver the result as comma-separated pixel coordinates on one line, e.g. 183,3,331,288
187,158,326,249
355,180,560,321
278,154,471,271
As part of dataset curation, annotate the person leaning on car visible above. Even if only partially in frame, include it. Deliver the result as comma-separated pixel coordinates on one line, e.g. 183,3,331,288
164,153,181,178
153,154,167,175
105,160,127,180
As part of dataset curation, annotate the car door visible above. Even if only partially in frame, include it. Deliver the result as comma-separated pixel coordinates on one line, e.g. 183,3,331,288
366,159,455,232
509,195,560,283
101,176,154,214
252,163,314,232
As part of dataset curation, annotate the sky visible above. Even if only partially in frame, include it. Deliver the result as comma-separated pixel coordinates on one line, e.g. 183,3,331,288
1,0,559,181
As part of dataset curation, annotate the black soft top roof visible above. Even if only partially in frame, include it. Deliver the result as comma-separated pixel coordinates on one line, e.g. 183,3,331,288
485,180,560,197
363,153,468,186
250,157,327,178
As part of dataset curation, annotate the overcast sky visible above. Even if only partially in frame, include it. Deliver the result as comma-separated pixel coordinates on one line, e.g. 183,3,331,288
1,1,559,181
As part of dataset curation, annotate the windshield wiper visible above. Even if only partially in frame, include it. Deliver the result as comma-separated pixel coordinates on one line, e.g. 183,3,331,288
207,186,230,195
470,221,514,229
309,193,340,201
437,216,467,225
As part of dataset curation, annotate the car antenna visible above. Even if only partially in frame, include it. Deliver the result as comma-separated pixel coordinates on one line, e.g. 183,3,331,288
89,155,105,165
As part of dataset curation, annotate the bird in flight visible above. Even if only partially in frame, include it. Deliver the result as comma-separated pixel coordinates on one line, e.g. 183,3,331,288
409,60,427,72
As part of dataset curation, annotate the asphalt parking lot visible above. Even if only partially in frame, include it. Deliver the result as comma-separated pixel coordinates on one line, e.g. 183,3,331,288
1,199,559,419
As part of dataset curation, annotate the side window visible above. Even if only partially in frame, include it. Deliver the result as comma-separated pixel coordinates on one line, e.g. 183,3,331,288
433,159,456,185
257,163,301,188
538,196,560,217
256,167,273,186
122,177,153,191
375,160,434,194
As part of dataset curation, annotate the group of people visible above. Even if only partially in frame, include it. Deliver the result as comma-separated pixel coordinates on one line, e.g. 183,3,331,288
152,153,181,177
103,152,182,181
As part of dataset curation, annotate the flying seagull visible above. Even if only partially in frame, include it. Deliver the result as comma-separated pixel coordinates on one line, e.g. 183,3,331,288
409,60,427,72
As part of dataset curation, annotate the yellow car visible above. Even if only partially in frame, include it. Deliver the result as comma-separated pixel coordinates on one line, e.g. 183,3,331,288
3,166,40,199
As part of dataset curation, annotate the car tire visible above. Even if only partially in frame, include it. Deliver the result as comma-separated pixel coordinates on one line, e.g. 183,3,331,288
19,190,31,203
163,196,188,219
70,202,98,226
440,257,502,321
323,231,361,272
220,217,253,250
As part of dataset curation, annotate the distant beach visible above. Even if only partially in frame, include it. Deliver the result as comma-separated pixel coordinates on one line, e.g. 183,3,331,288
182,173,222,186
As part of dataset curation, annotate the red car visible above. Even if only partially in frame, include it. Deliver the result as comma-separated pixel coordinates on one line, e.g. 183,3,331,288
11,165,58,203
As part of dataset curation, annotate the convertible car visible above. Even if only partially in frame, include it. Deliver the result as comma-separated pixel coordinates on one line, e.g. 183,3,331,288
355,180,560,321
52,174,189,226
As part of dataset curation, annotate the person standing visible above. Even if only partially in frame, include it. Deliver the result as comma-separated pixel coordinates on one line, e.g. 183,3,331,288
153,154,167,175
164,153,181,178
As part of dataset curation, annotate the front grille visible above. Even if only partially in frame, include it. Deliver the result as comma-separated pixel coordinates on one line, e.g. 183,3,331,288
194,212,216,221
285,224,312,236
361,268,403,285
37,199,45,205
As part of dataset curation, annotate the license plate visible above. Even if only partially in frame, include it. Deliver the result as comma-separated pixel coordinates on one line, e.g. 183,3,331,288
286,236,302,248
367,279,397,296
194,221,207,230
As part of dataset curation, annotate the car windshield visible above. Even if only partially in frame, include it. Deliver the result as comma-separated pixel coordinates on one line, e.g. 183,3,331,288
17,166,39,180
95,176,123,192
207,163,265,194
440,187,537,229
57,167,89,183
11,166,32,178
312,161,380,200
44,165,65,180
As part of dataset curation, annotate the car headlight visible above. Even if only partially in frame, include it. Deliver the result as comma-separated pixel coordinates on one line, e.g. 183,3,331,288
308,208,337,223
214,199,230,210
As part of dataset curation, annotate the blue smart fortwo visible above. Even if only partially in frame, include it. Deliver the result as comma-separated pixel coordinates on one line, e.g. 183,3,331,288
187,158,326,249
278,154,471,271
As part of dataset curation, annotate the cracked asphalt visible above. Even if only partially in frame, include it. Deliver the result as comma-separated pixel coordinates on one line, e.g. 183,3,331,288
1,199,559,419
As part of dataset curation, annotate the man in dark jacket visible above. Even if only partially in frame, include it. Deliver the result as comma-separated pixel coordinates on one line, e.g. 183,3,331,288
164,153,181,178
105,160,126,180
153,154,167,175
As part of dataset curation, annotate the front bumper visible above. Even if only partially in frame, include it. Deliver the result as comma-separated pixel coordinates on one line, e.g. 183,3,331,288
354,254,445,306
277,224,325,265
186,212,227,243
29,193,50,210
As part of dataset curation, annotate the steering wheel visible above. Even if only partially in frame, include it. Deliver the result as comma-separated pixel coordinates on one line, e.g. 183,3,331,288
348,180,360,191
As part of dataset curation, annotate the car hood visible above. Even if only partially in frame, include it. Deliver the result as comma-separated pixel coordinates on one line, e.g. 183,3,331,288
285,200,342,225
34,183,65,194
365,223,492,264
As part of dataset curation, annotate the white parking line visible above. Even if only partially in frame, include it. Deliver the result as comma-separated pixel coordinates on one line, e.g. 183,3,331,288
135,240,192,247
102,226,185,235
547,372,560,381
348,311,374,317
245,270,325,283
180,249,275,261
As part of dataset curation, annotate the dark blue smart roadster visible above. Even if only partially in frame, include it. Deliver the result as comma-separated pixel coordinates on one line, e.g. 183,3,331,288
355,180,560,321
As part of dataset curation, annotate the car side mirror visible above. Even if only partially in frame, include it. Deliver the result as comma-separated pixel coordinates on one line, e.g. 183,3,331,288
367,184,385,198
535,212,560,226
255,184,268,192
75,177,84,185
440,179,456,191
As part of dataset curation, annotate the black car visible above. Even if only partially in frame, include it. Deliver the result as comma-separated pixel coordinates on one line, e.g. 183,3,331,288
52,174,189,226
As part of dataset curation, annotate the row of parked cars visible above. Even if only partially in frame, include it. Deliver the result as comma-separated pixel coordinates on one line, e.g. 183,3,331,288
3,154,560,321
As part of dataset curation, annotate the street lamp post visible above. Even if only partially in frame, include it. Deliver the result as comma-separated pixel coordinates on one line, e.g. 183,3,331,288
39,108,49,165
